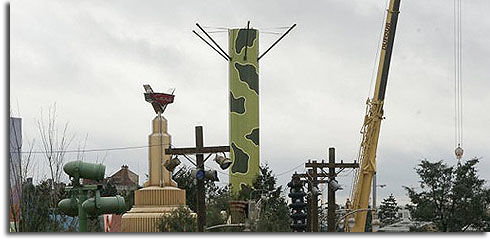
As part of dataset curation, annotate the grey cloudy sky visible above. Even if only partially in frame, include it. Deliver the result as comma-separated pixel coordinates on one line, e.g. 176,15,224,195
9,0,490,205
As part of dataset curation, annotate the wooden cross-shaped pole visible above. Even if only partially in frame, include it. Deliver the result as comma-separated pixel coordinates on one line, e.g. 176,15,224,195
303,147,359,232
165,126,229,232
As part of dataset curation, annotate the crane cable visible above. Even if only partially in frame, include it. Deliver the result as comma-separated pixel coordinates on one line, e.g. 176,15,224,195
454,0,464,164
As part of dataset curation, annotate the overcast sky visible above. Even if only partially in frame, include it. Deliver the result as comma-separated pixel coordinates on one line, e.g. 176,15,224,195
8,0,490,206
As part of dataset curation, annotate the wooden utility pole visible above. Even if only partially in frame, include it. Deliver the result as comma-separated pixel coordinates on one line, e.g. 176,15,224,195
306,179,312,232
311,163,319,232
166,126,229,232
308,162,320,232
195,126,206,232
327,148,336,232
298,161,324,232
304,147,359,232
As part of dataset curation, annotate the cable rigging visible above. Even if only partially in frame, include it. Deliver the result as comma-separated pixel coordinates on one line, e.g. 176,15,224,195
454,0,464,164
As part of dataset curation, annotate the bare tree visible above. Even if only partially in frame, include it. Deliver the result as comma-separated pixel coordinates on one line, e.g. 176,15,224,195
76,133,89,161
37,104,74,188
37,104,75,231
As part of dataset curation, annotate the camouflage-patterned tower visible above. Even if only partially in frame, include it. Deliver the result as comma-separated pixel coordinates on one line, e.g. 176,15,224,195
194,22,295,195
228,28,260,194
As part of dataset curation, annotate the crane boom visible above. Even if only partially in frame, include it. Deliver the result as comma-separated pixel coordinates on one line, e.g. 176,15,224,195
350,0,401,232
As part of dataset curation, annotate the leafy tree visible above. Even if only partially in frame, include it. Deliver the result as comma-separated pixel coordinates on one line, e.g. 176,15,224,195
405,159,490,232
377,194,400,226
20,180,52,231
158,206,197,232
205,184,231,227
87,216,103,232
19,179,75,232
169,164,291,232
100,183,118,197
172,165,230,227
172,166,197,211
450,159,490,231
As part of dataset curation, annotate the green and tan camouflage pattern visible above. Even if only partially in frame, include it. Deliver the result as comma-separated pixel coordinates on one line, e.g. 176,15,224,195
228,28,259,194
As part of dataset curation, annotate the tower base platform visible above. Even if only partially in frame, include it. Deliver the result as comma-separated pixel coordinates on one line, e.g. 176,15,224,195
121,186,186,232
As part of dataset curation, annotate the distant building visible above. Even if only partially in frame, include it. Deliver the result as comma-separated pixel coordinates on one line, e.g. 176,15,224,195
83,165,139,193
397,208,412,222
377,220,437,232
9,117,22,185
107,165,139,193
9,117,22,231
105,165,138,233
377,209,439,232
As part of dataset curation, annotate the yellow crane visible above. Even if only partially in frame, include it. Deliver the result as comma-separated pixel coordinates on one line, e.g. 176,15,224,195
350,0,401,232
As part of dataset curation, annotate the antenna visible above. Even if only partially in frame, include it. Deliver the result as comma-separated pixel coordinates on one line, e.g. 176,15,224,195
192,30,230,61
194,23,231,61
258,23,297,60
244,21,250,61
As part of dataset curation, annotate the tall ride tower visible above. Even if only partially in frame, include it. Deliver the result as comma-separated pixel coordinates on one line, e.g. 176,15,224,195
194,22,295,194
228,28,260,193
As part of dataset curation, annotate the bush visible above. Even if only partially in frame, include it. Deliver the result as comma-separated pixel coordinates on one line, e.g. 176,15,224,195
157,206,197,232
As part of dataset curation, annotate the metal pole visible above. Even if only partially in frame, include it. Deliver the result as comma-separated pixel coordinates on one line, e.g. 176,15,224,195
78,189,87,232
195,126,206,232
372,172,377,232
373,172,377,211
244,21,250,61
327,147,336,232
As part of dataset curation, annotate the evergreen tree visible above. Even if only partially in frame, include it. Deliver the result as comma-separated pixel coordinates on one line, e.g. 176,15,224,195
377,194,399,226
238,164,292,232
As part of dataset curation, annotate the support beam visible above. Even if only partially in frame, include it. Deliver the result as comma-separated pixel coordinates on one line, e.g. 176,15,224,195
166,146,229,155
298,147,359,232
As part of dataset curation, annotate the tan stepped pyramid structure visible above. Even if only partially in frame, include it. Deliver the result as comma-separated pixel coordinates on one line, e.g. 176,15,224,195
121,115,186,232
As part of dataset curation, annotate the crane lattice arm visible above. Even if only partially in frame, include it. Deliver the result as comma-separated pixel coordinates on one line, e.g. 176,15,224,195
350,0,401,232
